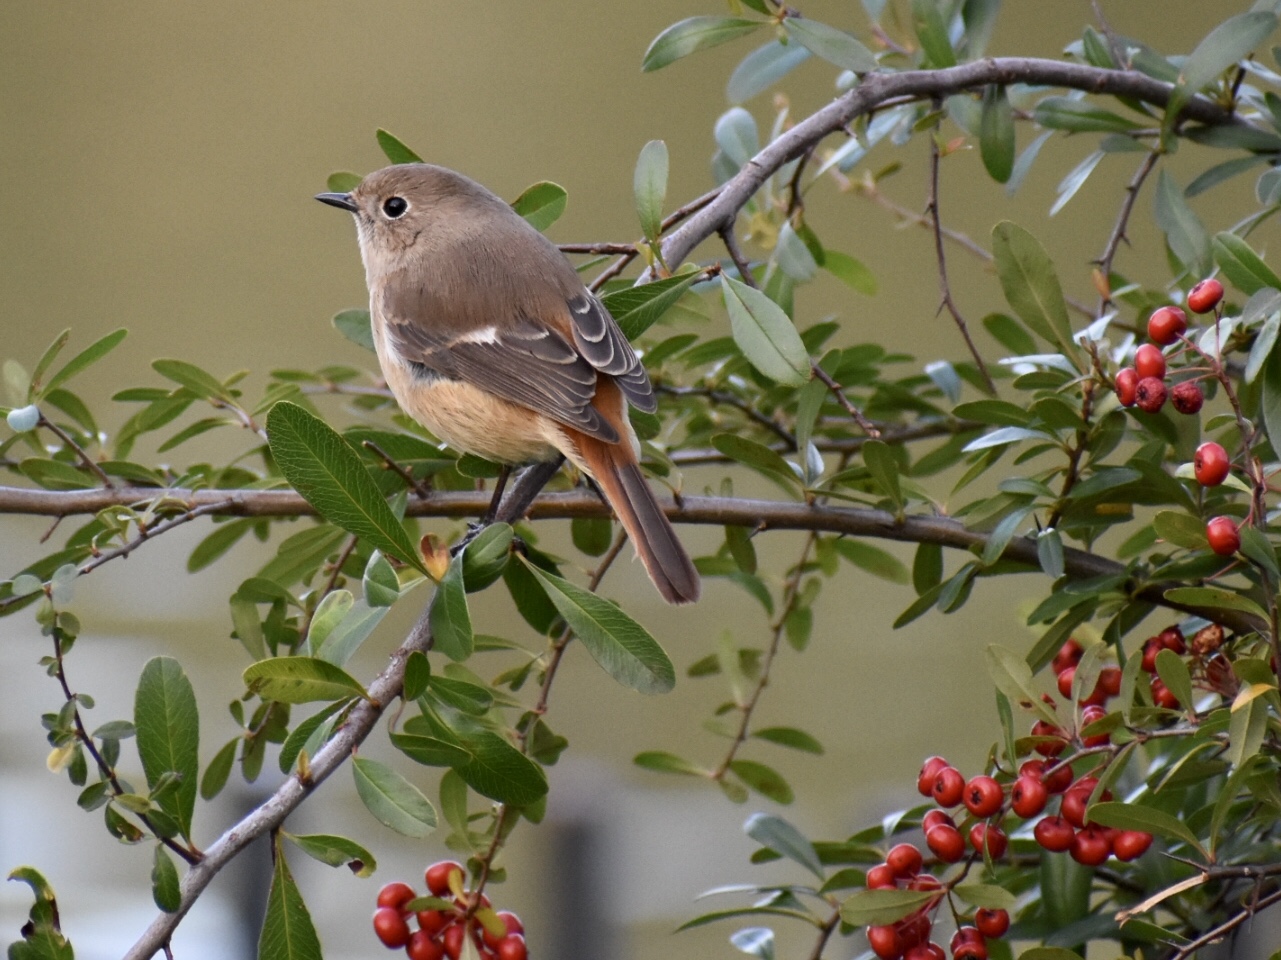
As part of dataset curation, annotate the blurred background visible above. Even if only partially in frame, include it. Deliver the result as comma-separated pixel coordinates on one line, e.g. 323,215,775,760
2,2,1278,958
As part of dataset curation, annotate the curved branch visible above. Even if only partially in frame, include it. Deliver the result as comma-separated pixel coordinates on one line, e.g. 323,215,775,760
1,483,1262,635
659,57,1249,271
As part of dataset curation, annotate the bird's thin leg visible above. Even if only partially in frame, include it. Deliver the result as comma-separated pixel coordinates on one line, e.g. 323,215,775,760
483,466,513,523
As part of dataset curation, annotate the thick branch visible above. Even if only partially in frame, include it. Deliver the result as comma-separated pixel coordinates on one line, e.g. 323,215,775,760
2,483,1262,636
659,57,1250,271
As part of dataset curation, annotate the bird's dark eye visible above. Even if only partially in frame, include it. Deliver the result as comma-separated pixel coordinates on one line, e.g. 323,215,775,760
382,196,408,219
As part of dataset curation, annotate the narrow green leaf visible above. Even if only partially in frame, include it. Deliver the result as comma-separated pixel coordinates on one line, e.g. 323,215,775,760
753,726,823,754
1153,170,1211,277
521,558,674,694
151,845,180,913
1087,801,1206,856
455,730,549,806
258,848,323,960
200,738,238,800
781,17,877,72
1037,528,1065,578
243,656,367,704
1162,586,1269,621
430,552,474,661
642,16,763,72
821,250,877,294
315,598,390,667
41,329,128,398
634,751,705,776
911,0,956,67
285,832,377,877
711,433,800,495
722,276,811,386
744,812,823,878
833,539,909,584
134,657,199,840
980,85,1015,183
986,644,1058,724
375,128,423,164
991,221,1075,358
1213,232,1281,294
266,401,428,575
1182,13,1278,95
840,888,938,926
952,883,1016,910
151,359,229,402
1265,339,1281,458
1153,510,1209,550
1155,648,1195,711
511,181,567,232
634,140,668,242
278,702,347,775
403,651,431,701
730,759,794,803
606,272,701,341
352,756,437,837
333,309,375,352
727,40,811,104
1032,97,1143,133
862,440,903,509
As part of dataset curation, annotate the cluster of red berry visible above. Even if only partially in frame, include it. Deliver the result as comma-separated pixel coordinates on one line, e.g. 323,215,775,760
1114,278,1241,557
373,861,527,960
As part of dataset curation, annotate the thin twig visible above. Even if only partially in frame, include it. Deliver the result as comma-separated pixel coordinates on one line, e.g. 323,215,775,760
659,384,797,449
1168,886,1281,960
38,415,115,488
362,439,432,497
805,906,843,960
1094,149,1161,314
927,112,996,394
809,362,879,437
559,243,639,255
719,225,757,285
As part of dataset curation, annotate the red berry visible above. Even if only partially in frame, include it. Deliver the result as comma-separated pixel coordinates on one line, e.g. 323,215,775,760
974,908,1010,939
1187,278,1223,314
1113,830,1154,861
932,766,965,807
1098,666,1122,697
905,944,946,960
418,910,451,937
1135,376,1167,413
442,925,475,960
917,756,949,797
1193,441,1230,486
1151,677,1180,709
482,913,525,950
1148,305,1188,345
1114,367,1139,406
922,809,954,832
1079,705,1110,747
373,907,413,948
1011,775,1049,818
407,931,446,960
1034,816,1075,852
1030,720,1067,757
377,881,417,913
963,775,1004,818
908,874,942,893
887,843,924,878
1052,639,1084,675
495,934,527,960
1141,639,1161,673
1206,516,1240,556
897,913,932,950
1134,343,1167,380
925,824,966,863
968,823,1008,859
1056,665,1076,700
866,864,897,889
1158,627,1186,654
868,924,905,960
1171,381,1203,415
425,861,464,898
950,927,988,960
1070,826,1112,866
1044,763,1073,794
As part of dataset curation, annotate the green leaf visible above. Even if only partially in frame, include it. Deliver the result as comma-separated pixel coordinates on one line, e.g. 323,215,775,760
1153,510,1209,550
376,128,423,164
326,171,361,193
306,589,354,653
862,439,903,510
991,221,1075,359
151,358,229,402
352,756,437,837
151,845,181,913
1155,648,1195,711
285,832,377,877
403,651,431,701
1182,12,1278,95
605,272,702,341
455,730,549,806
279,702,347,775
722,276,811,386
727,40,811,104
314,598,390,667
267,401,428,575
28,330,70,400
363,551,400,607
572,516,614,557
979,85,1015,183
1153,170,1211,277
911,0,956,67
634,751,705,776
391,730,472,768
19,457,98,491
1032,97,1144,133
511,181,567,232
134,657,199,840
642,16,763,72
781,17,877,72
243,656,367,703
753,726,823,754
461,522,513,592
521,558,675,694
1087,801,1206,857
1213,232,1281,294
952,882,1017,910
712,433,800,495
744,812,823,878
1162,585,1269,622
333,309,375,352
840,888,939,926
41,328,128,398
634,140,668,242
1265,338,1281,458
258,847,323,960
821,250,877,294
200,737,238,800
729,759,794,803
1037,528,1065,579
8,867,74,960
987,644,1057,724
430,553,474,661
833,539,909,584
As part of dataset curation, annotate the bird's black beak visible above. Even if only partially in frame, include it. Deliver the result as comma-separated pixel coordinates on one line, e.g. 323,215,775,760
315,192,358,212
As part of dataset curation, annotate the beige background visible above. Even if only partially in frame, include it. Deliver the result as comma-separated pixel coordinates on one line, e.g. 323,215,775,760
2,3,1276,959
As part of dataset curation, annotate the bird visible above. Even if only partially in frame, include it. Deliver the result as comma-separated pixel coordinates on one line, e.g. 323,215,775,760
316,163,700,604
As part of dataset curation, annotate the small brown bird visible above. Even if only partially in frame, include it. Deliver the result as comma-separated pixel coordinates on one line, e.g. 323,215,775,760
317,163,699,604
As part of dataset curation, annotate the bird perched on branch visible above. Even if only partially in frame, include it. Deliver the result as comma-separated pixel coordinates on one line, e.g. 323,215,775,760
317,163,699,604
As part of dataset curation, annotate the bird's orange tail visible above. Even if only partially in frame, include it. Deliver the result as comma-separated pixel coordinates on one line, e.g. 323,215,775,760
573,434,700,605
